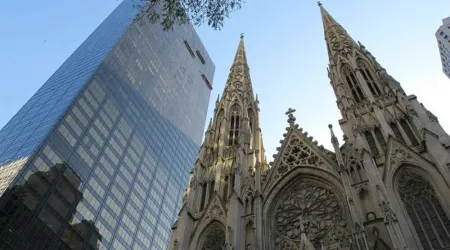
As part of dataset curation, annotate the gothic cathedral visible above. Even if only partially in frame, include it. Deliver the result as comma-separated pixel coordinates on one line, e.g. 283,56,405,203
169,4,450,250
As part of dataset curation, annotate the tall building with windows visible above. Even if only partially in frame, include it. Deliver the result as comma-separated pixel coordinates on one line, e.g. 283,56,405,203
170,3,450,250
0,0,214,249
436,16,450,79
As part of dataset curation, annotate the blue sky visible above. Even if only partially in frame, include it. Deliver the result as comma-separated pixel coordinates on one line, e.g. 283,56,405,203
1,0,450,161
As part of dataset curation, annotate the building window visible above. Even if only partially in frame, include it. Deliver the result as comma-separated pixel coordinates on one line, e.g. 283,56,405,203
343,66,364,103
400,119,419,145
201,74,212,90
228,106,240,146
374,127,387,153
391,122,405,143
398,169,450,249
183,41,195,58
440,31,445,36
200,223,226,250
209,180,215,201
223,176,229,200
365,131,379,157
196,50,206,64
358,60,382,96
199,183,207,211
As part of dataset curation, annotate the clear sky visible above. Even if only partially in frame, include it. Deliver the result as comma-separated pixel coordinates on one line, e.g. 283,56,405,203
1,0,450,162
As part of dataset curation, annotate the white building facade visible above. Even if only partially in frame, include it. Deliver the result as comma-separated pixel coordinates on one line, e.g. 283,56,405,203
436,16,450,79
170,4,450,250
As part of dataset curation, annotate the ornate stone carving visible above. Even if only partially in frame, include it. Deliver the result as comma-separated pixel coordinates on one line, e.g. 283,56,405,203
398,170,434,206
389,146,414,168
242,173,255,201
379,200,397,224
204,198,224,221
243,215,255,226
345,148,362,171
201,223,226,250
274,181,347,249
354,182,370,197
280,135,323,168
378,68,401,91
261,169,269,186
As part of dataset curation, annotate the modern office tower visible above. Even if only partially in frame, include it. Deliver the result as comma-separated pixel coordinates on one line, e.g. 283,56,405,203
170,4,450,250
0,0,214,249
436,16,450,79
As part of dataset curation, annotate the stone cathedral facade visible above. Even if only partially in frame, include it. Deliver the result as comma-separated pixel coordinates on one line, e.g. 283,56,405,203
169,4,450,250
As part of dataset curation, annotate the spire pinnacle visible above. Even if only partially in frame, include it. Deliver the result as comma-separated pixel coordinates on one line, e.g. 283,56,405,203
232,33,248,67
207,118,212,131
221,34,254,100
319,4,358,58
328,124,339,146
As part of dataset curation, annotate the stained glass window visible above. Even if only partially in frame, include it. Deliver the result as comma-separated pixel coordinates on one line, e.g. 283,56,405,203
398,170,450,249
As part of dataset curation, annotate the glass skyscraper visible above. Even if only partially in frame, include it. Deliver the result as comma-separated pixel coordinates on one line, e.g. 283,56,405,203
0,0,214,249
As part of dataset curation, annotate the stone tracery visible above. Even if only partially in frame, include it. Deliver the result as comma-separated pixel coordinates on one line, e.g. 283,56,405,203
273,181,347,249
397,169,450,249
281,135,322,168
200,223,227,250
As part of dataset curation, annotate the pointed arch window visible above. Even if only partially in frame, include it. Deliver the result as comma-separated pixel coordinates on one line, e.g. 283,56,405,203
400,119,419,146
200,183,207,211
398,170,450,249
229,106,240,146
365,131,379,156
374,127,387,153
343,66,365,103
390,122,405,143
215,110,224,144
200,223,226,250
209,180,215,202
358,60,382,96
223,176,229,200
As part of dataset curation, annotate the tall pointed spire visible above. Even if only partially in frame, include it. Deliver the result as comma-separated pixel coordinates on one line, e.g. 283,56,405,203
232,33,248,68
170,34,267,250
318,3,358,59
222,34,254,101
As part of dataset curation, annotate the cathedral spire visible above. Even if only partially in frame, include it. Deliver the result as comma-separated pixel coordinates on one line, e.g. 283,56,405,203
232,33,248,68
318,3,358,59
221,33,255,104
170,35,268,250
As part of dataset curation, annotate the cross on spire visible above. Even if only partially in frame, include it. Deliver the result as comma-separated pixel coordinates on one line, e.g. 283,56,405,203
285,108,296,126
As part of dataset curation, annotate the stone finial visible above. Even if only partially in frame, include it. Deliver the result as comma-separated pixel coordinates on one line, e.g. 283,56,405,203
317,1,322,6
328,124,339,145
240,33,244,39
285,108,297,126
